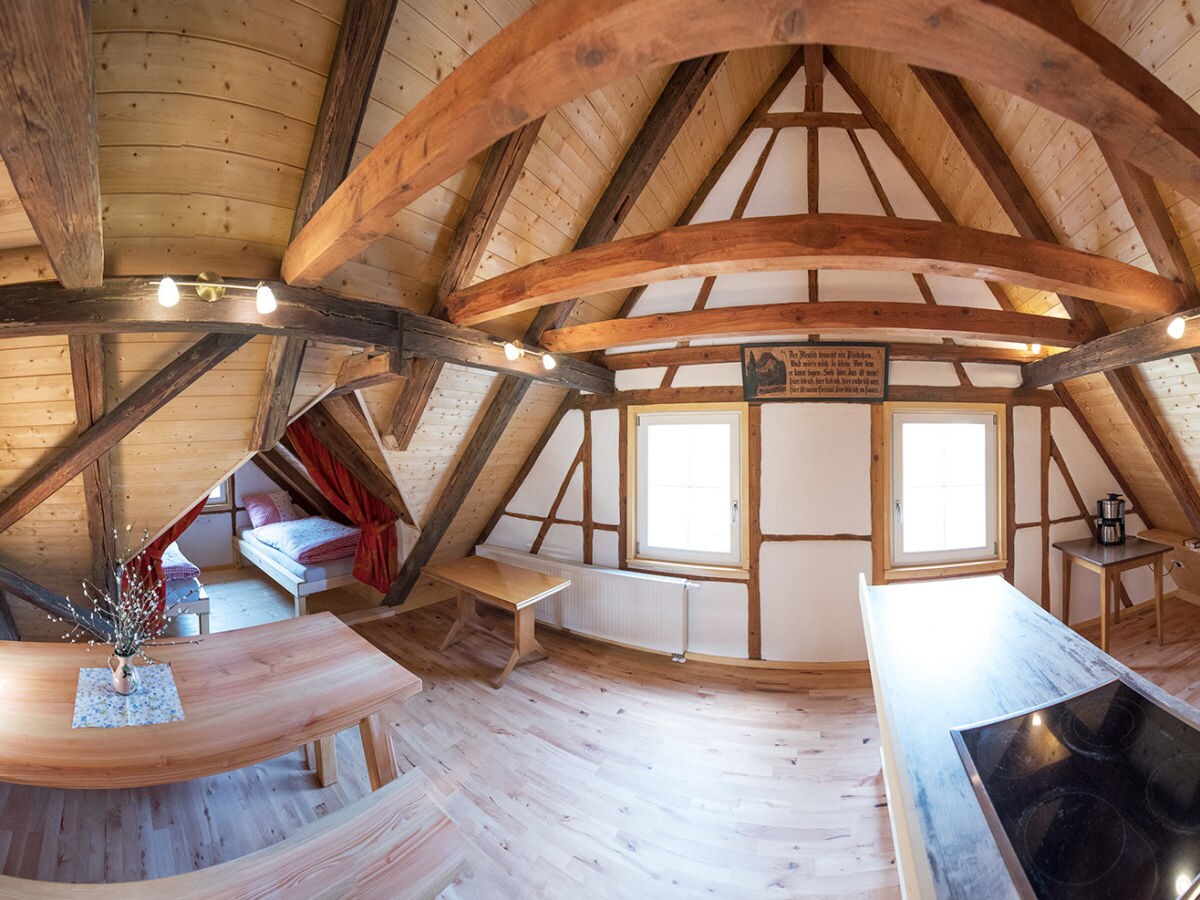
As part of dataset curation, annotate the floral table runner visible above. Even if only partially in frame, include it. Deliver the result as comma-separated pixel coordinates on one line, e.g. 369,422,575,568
71,663,185,728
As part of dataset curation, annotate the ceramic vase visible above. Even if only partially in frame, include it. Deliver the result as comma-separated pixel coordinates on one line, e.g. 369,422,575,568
110,653,139,695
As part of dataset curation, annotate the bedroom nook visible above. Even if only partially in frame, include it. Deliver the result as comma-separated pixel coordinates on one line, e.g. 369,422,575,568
3,1,1200,897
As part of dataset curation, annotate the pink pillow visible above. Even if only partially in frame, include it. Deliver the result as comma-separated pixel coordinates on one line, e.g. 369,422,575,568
245,491,301,528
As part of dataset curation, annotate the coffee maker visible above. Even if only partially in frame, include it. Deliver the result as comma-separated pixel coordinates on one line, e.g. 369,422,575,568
1096,493,1126,545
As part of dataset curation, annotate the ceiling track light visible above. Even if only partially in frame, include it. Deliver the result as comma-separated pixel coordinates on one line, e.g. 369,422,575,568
1168,315,1188,340
150,273,276,314
495,337,556,371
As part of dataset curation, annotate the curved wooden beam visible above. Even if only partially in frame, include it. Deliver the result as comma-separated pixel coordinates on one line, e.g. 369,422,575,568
445,215,1184,326
281,0,1200,287
541,302,1087,354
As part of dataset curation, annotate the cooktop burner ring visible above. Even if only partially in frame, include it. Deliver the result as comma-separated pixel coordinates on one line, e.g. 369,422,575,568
1059,693,1146,758
1019,789,1127,888
972,724,1045,780
1146,753,1200,836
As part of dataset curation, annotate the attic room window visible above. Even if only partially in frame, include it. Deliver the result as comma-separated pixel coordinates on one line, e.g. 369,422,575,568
205,478,232,512
629,405,747,571
887,404,1005,573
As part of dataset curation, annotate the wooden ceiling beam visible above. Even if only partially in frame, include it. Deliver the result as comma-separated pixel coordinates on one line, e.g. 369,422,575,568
0,1,102,288
383,117,546,451
759,111,868,130
0,333,252,535
447,215,1184,326
281,0,1200,286
605,342,1044,371
544,302,1085,354
0,563,112,641
330,351,402,398
250,337,307,451
527,53,727,336
68,334,118,598
0,592,17,641
913,66,1200,535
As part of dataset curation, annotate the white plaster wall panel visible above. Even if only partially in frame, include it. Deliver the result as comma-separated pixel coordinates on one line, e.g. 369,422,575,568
1049,464,1077,521
671,363,743,387
760,541,872,661
1050,408,1123,506
760,404,871,534
592,530,619,568
769,72,805,113
920,273,1004,310
1050,519,1099,623
819,129,886,216
1013,406,1042,524
590,409,620,524
557,465,584,521
614,368,668,391
963,364,1022,388
855,131,938,221
541,523,583,562
822,72,860,113
744,128,808,218
819,269,926,303
887,361,959,386
687,581,749,658
629,276,710,316
508,410,583,516
691,129,772,224
487,516,540,553
704,269,808,309
1014,527,1043,607
607,341,679,354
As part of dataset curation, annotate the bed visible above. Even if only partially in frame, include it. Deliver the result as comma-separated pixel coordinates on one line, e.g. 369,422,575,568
235,519,359,617
162,542,210,633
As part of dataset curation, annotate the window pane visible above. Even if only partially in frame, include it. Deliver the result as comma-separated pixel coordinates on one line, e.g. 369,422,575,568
643,418,734,557
208,484,224,501
901,420,989,555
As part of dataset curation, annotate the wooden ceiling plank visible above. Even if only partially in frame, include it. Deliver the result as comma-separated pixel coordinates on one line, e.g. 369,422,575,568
544,302,1085,354
604,342,1043,370
0,0,101,288
447,214,1184,326
912,66,1200,535
303,403,414,526
68,334,117,597
383,117,546,451
250,337,308,451
281,0,1200,286
0,333,253,535
527,53,728,337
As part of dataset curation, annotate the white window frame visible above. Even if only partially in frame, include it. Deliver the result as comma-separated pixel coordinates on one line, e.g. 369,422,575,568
629,405,747,571
889,405,1002,569
205,478,232,512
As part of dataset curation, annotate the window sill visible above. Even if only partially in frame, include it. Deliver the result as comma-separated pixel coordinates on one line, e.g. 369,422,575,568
883,558,1007,583
627,558,750,581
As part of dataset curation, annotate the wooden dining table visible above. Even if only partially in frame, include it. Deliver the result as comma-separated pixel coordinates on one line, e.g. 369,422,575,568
0,612,421,790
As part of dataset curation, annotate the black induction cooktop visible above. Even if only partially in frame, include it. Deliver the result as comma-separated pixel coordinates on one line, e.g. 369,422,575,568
953,678,1200,900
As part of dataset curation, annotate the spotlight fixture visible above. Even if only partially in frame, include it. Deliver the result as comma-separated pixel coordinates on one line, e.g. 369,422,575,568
255,282,277,314
1168,315,1187,340
503,340,523,361
149,274,278,314
542,353,557,371
1029,343,1041,355
492,336,556,371
157,276,180,308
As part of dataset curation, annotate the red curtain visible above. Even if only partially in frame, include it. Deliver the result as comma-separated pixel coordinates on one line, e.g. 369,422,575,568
124,495,208,615
285,418,398,592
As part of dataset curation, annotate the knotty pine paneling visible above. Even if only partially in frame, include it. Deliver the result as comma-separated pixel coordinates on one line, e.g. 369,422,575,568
0,160,38,252
92,0,341,280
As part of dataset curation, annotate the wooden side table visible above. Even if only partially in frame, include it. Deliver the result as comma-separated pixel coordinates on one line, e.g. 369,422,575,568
423,556,571,688
1053,536,1170,653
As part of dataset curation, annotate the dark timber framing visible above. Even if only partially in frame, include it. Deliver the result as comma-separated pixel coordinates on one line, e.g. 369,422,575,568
385,56,725,605
69,334,118,598
0,333,253,534
0,592,17,641
384,117,546,451
0,0,102,288
255,447,347,524
912,65,1200,537
0,563,112,640
251,336,307,451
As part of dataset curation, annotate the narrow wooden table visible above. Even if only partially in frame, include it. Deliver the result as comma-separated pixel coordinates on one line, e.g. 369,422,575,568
423,556,570,688
0,612,421,790
1052,536,1169,653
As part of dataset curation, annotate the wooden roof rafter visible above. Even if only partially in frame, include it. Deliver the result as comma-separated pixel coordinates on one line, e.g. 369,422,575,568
281,0,1200,288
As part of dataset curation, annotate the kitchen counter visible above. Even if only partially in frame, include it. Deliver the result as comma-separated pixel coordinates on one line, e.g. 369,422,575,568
859,573,1200,898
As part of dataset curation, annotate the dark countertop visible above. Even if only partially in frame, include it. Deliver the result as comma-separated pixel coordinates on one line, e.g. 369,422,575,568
859,574,1200,898
1051,535,1172,567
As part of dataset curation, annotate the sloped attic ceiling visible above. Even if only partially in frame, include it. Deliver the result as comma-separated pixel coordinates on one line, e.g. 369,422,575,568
3,0,1200,629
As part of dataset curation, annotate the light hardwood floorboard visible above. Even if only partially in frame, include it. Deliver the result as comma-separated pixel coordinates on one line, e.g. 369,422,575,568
7,574,1199,896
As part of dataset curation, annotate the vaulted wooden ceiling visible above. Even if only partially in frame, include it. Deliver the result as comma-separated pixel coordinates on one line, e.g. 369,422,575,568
2,0,1200,625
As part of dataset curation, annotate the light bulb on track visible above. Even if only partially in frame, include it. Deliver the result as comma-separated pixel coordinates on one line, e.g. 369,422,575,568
255,283,277,314
157,276,180,307
503,341,522,361
542,353,557,371
1030,343,1041,355
1168,316,1187,340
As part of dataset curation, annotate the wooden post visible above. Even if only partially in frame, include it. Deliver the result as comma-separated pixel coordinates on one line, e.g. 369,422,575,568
68,334,118,598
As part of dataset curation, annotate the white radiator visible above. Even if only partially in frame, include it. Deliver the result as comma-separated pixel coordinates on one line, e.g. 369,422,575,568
475,545,693,655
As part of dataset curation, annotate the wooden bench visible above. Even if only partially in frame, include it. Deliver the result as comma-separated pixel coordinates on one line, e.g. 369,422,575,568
0,768,467,899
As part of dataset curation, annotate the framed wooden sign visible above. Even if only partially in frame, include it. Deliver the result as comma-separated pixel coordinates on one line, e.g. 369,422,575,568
741,342,889,402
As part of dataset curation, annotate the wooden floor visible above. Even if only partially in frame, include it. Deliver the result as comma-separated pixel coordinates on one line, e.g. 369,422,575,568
3,575,1198,897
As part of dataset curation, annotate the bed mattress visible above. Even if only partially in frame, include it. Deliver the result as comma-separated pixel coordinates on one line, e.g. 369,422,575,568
165,577,201,606
239,529,355,581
